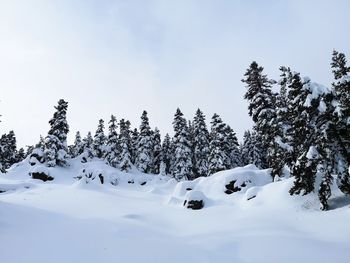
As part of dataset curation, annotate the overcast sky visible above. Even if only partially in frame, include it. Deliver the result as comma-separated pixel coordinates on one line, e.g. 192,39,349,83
0,0,349,147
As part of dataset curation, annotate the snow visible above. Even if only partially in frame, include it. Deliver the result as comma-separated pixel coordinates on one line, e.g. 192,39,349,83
303,81,330,107
1,159,350,262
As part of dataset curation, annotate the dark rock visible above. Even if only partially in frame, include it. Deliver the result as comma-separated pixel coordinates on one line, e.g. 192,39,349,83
98,174,104,184
31,172,54,182
185,200,204,210
225,180,241,194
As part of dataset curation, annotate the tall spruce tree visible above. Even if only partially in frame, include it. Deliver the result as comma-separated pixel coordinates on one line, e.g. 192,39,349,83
208,113,228,174
44,99,70,167
192,109,210,178
135,111,153,173
151,127,162,174
224,125,242,169
161,133,173,175
331,50,350,194
242,61,275,169
93,119,106,159
119,119,132,172
71,131,84,158
105,115,119,167
240,130,264,168
130,128,139,164
172,108,193,180
81,132,94,162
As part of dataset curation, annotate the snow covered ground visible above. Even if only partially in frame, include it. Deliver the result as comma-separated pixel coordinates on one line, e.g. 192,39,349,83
1,159,350,263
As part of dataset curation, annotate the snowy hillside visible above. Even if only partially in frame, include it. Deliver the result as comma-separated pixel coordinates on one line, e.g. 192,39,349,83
1,159,350,263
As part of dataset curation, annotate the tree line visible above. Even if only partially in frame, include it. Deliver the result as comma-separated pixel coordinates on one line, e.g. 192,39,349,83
0,50,349,210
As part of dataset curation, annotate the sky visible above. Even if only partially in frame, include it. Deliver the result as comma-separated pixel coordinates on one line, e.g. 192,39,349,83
0,0,349,147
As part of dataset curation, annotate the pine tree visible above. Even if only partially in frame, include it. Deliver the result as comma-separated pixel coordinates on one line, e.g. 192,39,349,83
172,108,193,180
242,61,275,169
135,111,153,173
119,119,132,172
192,109,210,178
161,133,173,175
286,71,311,166
224,125,242,168
208,113,228,174
331,50,350,194
44,99,70,167
71,131,84,158
81,132,94,162
93,119,106,159
240,130,264,168
105,115,119,167
0,131,18,169
151,127,162,174
130,128,139,164
268,67,293,178
29,136,45,165
290,78,332,199
16,147,26,162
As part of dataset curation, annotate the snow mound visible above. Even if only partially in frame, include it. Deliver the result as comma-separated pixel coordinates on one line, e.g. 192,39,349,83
168,165,272,207
183,190,208,210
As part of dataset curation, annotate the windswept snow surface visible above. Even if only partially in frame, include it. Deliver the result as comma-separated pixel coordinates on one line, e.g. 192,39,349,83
1,159,350,263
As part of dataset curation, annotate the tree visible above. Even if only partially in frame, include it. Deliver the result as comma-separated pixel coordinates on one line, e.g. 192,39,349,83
130,128,139,164
224,125,242,169
161,133,173,175
331,50,350,194
135,111,153,173
44,99,70,167
172,108,193,180
240,130,264,168
208,113,228,174
105,115,119,167
119,119,132,172
71,131,84,158
16,147,26,162
242,61,275,168
192,109,210,178
151,127,162,174
81,132,94,163
29,136,45,166
93,119,106,159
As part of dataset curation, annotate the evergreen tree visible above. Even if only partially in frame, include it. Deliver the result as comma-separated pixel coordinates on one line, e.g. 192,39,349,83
151,127,162,174
286,72,311,167
242,61,275,169
331,50,350,194
71,131,84,158
16,147,26,162
44,99,70,167
81,132,94,162
135,111,153,173
29,136,45,165
130,128,139,164
93,119,106,159
119,119,132,172
224,125,242,168
105,115,119,167
0,131,18,169
208,113,228,174
161,133,172,175
172,108,193,180
268,67,293,178
192,109,210,178
240,130,264,168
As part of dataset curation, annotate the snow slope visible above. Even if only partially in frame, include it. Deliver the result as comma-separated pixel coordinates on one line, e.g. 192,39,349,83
1,160,350,263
